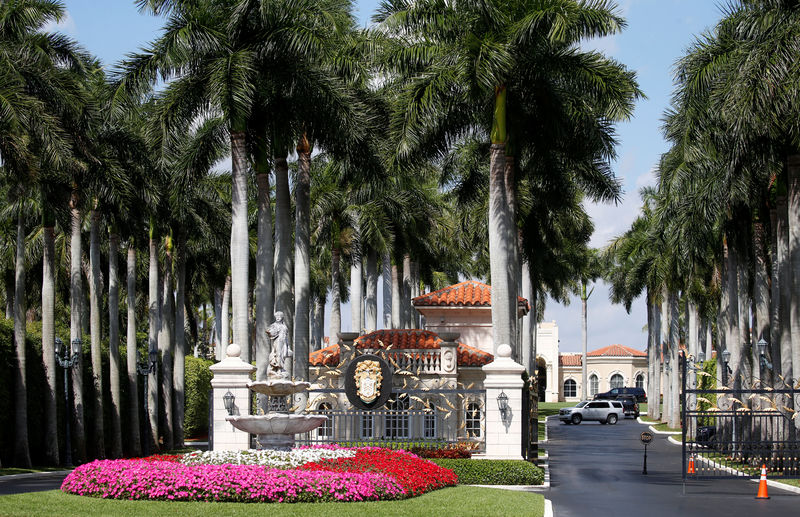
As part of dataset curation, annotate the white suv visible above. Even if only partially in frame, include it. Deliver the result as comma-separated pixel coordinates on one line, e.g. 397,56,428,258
559,400,624,425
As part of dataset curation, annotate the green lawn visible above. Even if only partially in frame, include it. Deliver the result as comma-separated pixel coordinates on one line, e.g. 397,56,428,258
0,487,544,517
537,402,573,418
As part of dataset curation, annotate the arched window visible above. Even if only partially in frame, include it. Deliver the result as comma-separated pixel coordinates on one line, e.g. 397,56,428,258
385,394,410,439
636,373,644,389
610,373,624,389
317,403,333,438
589,374,599,397
465,401,482,438
564,379,577,398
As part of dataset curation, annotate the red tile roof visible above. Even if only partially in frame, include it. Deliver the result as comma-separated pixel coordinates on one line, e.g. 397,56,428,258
559,354,582,366
588,344,647,357
308,329,494,367
412,280,529,312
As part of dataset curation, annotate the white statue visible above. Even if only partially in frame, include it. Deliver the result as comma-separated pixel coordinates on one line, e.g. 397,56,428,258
267,311,292,378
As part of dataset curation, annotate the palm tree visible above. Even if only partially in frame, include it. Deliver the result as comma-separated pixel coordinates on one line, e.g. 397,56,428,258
376,0,640,353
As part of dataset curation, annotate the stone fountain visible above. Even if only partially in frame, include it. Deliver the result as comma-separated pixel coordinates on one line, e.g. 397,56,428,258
224,312,327,450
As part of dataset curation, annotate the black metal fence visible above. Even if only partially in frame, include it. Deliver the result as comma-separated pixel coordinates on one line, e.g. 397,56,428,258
521,380,539,461
681,357,800,480
294,388,486,450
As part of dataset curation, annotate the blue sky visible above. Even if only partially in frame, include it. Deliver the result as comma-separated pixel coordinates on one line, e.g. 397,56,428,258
53,1,725,354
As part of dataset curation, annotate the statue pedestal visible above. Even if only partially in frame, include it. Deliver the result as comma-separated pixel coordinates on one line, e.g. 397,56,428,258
209,344,255,451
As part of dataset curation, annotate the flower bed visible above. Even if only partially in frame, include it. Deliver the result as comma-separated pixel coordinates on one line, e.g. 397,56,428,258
60,446,456,503
300,448,458,496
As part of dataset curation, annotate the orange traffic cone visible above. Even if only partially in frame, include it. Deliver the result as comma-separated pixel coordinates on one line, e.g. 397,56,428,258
756,464,770,499
687,455,696,474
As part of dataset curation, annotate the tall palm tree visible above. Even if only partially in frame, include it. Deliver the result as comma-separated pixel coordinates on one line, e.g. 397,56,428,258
375,0,640,353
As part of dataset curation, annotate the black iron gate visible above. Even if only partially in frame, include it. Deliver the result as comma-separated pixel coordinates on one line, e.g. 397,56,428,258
522,376,539,461
681,355,800,480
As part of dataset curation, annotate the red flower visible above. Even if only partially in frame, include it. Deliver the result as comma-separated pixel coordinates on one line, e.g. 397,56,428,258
299,448,457,497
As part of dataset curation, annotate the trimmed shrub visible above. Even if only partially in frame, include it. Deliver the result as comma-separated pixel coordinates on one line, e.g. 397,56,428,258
409,443,473,459
184,356,213,438
431,459,544,485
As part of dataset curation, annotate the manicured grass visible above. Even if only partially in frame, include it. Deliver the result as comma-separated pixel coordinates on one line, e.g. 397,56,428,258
537,402,573,418
0,467,68,477
650,422,681,433
0,487,544,517
777,479,800,488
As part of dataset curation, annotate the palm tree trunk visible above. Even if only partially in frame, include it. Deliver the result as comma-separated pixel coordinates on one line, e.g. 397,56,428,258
88,208,105,458
108,231,123,458
365,248,378,332
777,195,792,383
274,154,294,340
13,209,31,468
69,191,86,462
651,297,661,420
646,293,655,419
255,169,274,396
230,131,250,360
214,288,222,360
311,295,324,351
581,280,588,401
521,262,532,374
350,250,363,333
410,261,420,327
159,236,175,450
294,138,311,384
725,235,742,388
4,267,13,320
221,275,231,353
126,241,141,457
660,289,669,421
402,254,411,328
788,155,800,382
329,248,341,343
173,236,186,448
147,222,160,452
41,215,59,465
382,251,391,329
489,141,513,353
769,206,783,383
391,261,401,328
504,155,519,357
668,291,680,429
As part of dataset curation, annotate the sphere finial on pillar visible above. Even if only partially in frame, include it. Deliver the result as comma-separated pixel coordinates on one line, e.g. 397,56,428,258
226,343,242,358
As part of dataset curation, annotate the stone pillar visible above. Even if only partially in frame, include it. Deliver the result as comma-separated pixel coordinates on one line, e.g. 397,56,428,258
482,343,525,459
209,343,256,451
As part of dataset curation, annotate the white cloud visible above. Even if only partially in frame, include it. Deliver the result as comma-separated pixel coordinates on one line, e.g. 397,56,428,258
43,11,77,36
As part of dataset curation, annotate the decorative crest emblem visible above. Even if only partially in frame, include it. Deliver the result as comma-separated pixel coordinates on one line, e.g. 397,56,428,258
354,360,383,404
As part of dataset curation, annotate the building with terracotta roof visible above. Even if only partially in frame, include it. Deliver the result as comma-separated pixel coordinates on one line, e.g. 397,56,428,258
555,344,648,402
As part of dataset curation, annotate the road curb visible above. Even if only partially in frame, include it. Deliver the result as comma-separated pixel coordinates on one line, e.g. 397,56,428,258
544,498,553,517
0,470,72,482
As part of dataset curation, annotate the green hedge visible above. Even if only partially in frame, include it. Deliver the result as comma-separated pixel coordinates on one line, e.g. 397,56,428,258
184,356,213,438
431,459,544,485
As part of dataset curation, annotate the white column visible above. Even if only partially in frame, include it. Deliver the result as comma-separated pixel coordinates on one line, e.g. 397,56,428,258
209,343,256,451
482,343,525,460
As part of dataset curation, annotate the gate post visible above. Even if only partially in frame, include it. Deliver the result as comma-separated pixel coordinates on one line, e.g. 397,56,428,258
482,343,525,459
209,343,256,451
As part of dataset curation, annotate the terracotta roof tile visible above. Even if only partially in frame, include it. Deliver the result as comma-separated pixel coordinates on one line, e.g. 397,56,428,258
308,344,340,366
588,344,647,357
458,343,494,366
559,354,582,366
412,280,529,311
309,329,494,367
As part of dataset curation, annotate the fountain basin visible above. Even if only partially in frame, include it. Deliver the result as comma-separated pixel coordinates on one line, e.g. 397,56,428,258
226,414,328,450
247,379,312,397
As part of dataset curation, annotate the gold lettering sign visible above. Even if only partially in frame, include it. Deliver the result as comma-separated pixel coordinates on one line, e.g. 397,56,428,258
354,360,383,404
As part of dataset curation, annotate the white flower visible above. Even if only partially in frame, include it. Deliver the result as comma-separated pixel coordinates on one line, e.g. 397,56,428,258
179,447,356,468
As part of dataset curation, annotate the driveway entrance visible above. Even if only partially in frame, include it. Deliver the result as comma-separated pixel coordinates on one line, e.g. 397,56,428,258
546,416,798,516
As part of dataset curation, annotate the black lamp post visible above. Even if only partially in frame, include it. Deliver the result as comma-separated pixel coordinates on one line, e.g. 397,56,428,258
136,345,158,456
55,337,81,467
698,351,705,363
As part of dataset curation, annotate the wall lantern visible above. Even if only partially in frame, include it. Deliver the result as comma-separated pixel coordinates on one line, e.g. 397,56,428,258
223,390,236,415
698,351,705,363
497,391,509,421
757,338,773,371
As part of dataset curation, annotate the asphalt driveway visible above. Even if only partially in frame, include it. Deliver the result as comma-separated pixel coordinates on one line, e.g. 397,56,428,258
546,416,798,516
